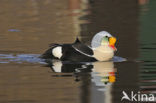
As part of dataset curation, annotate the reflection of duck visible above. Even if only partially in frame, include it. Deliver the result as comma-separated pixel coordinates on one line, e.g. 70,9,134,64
49,60,93,73
90,62,116,103
92,62,116,85
41,31,117,62
47,60,116,85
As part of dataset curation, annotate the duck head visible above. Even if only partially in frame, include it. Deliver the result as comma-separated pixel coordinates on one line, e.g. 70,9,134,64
92,31,117,51
92,31,117,61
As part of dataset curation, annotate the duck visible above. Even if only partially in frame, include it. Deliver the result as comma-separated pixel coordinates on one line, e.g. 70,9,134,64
41,31,117,62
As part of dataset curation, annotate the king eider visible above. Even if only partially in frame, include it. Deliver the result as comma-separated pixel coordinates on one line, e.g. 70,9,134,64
41,31,117,62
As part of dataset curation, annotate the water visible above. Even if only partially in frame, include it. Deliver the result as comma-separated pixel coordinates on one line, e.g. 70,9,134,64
0,0,156,103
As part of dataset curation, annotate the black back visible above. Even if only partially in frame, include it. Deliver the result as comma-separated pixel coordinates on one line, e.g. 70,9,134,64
72,38,94,55
41,38,97,62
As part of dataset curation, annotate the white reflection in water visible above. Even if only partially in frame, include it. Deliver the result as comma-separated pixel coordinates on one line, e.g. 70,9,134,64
92,62,116,88
91,61,116,103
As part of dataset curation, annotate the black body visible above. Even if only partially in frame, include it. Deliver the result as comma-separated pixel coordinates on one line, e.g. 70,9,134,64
41,38,97,62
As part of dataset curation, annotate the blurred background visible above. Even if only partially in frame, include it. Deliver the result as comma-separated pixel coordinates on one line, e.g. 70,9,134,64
0,0,156,103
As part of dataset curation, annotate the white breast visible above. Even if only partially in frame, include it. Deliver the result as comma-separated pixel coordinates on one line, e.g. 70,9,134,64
52,46,62,59
93,46,114,61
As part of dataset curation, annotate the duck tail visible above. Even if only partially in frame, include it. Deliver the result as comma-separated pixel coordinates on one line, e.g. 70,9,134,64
40,48,54,59
40,44,60,59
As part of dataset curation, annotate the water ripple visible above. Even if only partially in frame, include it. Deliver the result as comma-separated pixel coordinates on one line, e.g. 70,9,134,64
0,54,126,64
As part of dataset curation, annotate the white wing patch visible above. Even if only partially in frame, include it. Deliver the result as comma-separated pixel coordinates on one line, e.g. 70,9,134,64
52,46,62,59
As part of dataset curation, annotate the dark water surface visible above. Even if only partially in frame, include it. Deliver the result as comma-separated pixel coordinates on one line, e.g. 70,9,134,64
0,0,156,103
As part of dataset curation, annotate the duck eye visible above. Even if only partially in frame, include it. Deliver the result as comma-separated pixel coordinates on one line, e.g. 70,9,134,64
105,36,109,38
